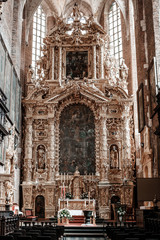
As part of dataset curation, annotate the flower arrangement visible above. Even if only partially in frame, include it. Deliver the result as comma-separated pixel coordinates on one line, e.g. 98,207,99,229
65,192,72,199
117,207,126,216
81,192,88,199
58,208,72,219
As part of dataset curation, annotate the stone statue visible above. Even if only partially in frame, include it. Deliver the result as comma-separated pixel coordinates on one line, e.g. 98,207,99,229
5,181,13,203
110,145,119,169
120,59,128,81
73,3,81,19
37,145,45,169
27,65,35,83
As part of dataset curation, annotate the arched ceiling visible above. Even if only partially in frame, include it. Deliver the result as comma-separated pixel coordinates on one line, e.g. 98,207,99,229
24,0,127,42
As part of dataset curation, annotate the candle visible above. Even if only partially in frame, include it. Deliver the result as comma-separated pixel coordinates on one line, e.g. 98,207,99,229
64,173,65,182
61,185,63,199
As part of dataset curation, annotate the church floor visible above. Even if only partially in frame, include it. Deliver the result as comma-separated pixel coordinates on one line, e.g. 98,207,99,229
63,237,106,240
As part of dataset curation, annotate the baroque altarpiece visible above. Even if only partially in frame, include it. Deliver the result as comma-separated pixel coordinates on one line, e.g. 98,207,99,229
22,6,135,219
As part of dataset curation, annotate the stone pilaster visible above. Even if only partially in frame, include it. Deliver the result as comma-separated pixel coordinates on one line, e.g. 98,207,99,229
100,45,104,79
52,47,55,80
99,106,108,181
93,45,97,79
47,118,55,181
58,46,62,86
24,117,33,182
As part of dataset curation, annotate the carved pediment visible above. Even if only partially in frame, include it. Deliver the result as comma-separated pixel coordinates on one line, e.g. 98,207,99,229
45,82,109,104
23,80,130,107
24,81,108,103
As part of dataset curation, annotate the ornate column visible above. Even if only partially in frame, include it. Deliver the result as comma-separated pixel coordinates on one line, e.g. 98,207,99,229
0,182,4,204
24,117,33,182
58,46,62,86
52,47,55,80
99,105,108,181
100,45,104,79
47,118,55,181
122,104,133,179
93,45,97,79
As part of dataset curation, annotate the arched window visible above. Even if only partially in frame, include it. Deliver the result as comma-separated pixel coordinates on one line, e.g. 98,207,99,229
32,5,46,78
108,1,123,63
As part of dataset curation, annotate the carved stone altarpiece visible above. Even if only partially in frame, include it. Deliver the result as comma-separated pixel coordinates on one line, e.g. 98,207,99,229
22,5,135,219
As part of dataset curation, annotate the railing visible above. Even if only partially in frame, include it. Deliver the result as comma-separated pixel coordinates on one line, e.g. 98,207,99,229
0,216,19,235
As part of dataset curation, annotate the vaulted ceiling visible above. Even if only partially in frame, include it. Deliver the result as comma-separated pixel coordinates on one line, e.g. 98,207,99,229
24,0,126,43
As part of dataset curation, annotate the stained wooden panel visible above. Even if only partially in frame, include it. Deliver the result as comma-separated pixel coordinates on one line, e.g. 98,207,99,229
59,104,95,175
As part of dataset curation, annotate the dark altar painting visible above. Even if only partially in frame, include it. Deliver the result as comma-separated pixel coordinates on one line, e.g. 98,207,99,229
59,104,95,175
35,195,45,218
66,51,88,79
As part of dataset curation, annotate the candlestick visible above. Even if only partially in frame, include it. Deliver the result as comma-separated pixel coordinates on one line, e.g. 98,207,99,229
67,173,68,184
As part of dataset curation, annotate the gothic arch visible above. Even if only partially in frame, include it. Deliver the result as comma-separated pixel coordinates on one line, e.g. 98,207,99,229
63,0,92,18
24,0,58,43
99,0,128,34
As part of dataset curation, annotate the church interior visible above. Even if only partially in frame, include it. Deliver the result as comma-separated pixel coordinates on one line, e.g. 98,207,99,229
0,0,160,239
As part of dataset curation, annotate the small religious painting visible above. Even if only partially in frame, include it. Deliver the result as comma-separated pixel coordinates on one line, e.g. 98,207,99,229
66,51,88,79
137,83,145,132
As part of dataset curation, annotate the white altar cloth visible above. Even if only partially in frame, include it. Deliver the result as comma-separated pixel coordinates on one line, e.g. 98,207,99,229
68,210,83,216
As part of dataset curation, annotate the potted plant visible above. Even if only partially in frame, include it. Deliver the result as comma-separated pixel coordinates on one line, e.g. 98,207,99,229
65,192,72,199
58,208,72,224
81,192,88,199
117,207,125,222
